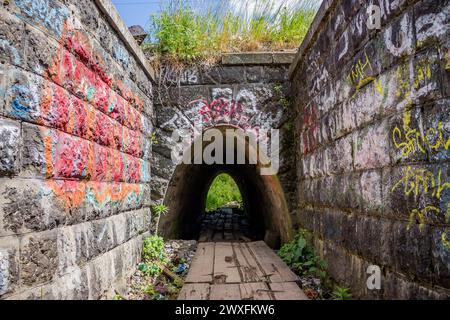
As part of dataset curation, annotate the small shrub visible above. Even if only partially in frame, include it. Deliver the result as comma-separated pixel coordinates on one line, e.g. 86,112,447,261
278,229,327,278
331,286,352,300
143,235,167,262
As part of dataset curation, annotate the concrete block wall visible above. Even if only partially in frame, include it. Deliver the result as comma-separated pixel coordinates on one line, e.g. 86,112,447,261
0,0,154,299
290,0,450,299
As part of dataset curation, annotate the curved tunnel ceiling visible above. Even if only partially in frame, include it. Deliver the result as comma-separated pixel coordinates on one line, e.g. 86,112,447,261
158,126,293,248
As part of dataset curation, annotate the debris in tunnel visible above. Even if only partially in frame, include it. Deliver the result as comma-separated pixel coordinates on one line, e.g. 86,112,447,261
199,206,263,242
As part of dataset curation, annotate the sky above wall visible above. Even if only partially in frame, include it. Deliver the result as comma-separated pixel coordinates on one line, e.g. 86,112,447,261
112,0,322,31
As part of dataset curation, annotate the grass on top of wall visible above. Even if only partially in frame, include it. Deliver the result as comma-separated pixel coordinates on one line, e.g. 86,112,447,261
205,173,243,212
143,0,317,65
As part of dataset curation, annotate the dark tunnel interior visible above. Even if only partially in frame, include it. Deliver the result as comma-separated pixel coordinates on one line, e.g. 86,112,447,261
157,127,293,248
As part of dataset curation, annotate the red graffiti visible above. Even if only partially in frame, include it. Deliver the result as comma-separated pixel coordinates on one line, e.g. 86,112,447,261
302,105,319,154
35,24,149,209
190,97,255,132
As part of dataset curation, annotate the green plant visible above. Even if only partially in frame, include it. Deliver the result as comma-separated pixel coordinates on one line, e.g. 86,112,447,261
142,284,157,297
139,261,163,277
273,83,283,96
278,229,327,278
152,203,169,217
151,132,159,145
278,97,290,109
112,294,124,300
205,173,243,212
331,286,352,300
143,235,167,262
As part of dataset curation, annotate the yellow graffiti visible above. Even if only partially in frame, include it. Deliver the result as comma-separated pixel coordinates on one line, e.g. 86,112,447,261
390,53,449,251
392,110,450,157
407,206,440,231
408,204,450,250
446,48,450,72
442,233,450,250
392,166,450,200
347,52,383,97
413,59,432,90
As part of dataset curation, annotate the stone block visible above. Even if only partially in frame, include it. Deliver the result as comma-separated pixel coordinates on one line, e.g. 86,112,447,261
24,23,60,77
20,230,58,287
8,0,70,39
272,52,296,65
0,9,26,67
359,169,383,214
0,178,67,236
167,85,210,108
421,100,450,162
414,0,450,49
391,220,433,281
222,53,273,65
380,9,415,66
389,107,428,165
0,237,20,297
4,67,48,123
328,135,353,174
354,120,390,170
430,226,450,288
0,118,20,176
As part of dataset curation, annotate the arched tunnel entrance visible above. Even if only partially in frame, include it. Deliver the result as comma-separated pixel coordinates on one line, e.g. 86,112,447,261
158,126,293,249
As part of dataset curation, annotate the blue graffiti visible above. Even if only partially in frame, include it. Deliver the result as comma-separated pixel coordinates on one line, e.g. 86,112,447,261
15,0,69,37
113,43,131,69
10,84,34,120
141,160,150,183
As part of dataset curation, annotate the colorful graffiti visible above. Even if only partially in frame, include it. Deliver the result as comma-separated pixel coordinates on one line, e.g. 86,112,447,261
8,22,149,210
161,88,274,137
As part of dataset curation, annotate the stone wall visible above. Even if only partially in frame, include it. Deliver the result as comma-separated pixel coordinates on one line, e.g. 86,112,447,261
290,0,450,299
0,0,154,299
152,53,298,243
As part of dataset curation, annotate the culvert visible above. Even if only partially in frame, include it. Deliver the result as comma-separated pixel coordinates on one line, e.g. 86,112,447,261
157,126,293,249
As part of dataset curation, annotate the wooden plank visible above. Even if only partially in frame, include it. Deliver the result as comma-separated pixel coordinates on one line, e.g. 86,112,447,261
246,241,299,283
178,283,210,300
269,282,308,300
185,242,214,283
224,232,234,241
213,242,241,283
199,229,213,242
239,283,272,300
232,242,265,283
210,284,241,300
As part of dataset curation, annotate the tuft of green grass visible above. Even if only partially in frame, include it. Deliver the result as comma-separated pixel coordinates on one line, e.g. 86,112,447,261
205,173,243,212
152,203,169,217
331,286,353,300
145,0,318,64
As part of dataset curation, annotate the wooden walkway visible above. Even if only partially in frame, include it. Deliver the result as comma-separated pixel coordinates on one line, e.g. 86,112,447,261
178,241,308,300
